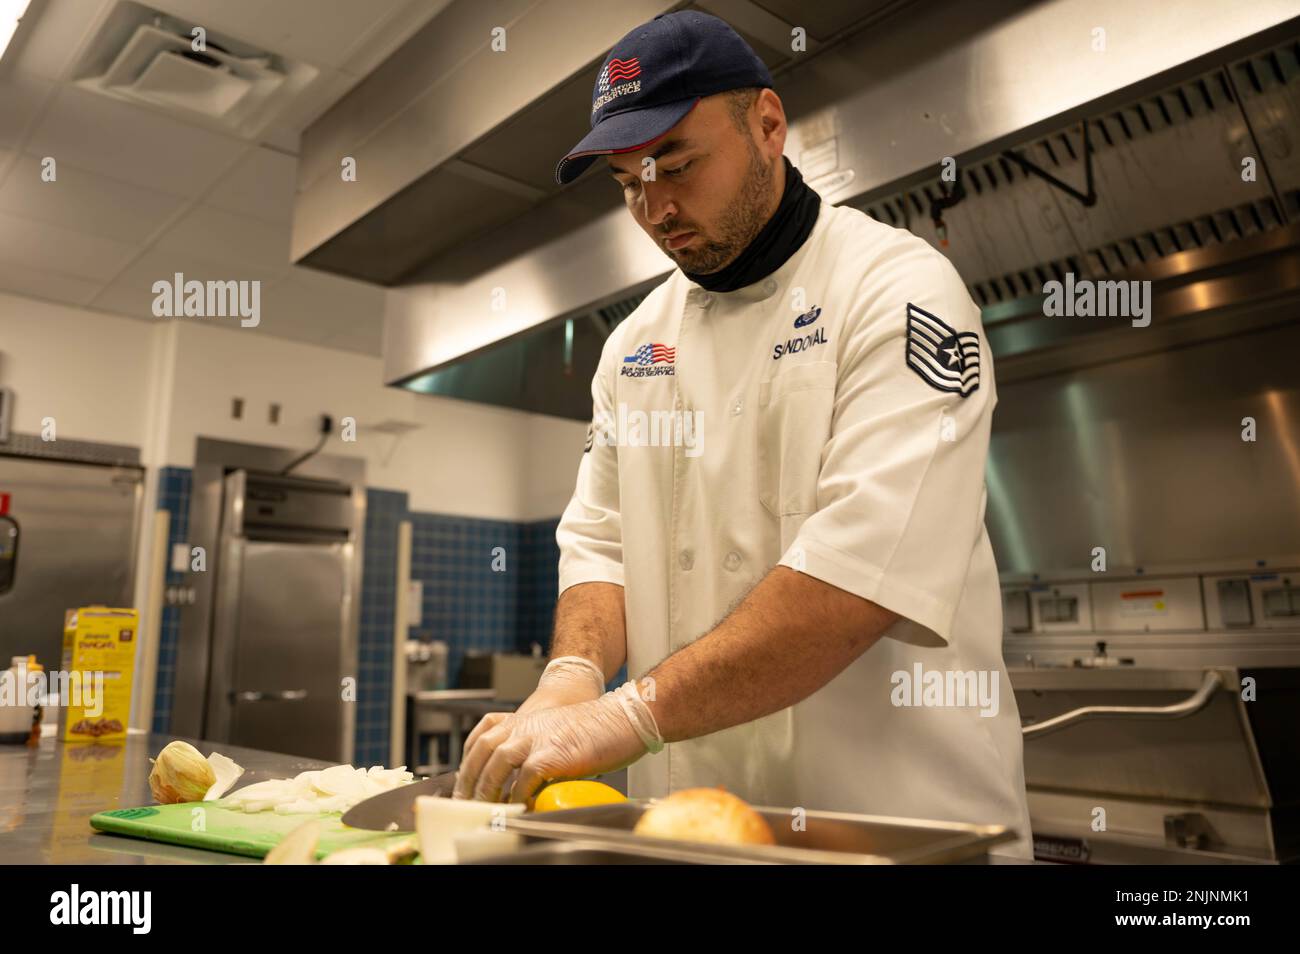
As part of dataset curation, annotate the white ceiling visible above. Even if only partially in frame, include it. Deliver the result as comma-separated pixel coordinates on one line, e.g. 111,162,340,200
0,0,450,355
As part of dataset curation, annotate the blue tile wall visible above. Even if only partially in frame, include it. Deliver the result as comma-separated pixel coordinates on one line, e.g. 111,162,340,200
151,466,192,733
406,513,522,687
358,500,585,765
354,488,409,767
518,517,625,690
518,518,560,655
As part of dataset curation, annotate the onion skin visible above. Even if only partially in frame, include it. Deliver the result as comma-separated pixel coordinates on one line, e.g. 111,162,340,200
148,741,217,804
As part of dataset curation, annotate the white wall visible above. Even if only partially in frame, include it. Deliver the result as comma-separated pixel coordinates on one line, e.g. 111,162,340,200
162,320,587,518
0,292,155,447
1,291,587,521
524,410,588,521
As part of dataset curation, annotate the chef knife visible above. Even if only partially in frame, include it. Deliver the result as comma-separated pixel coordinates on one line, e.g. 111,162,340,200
341,771,458,831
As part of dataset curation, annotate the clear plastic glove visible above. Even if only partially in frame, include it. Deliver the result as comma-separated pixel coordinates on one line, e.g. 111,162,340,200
459,657,606,766
452,683,663,804
515,656,606,716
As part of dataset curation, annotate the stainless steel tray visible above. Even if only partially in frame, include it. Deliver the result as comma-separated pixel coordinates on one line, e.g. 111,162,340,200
507,801,1015,864
463,838,736,865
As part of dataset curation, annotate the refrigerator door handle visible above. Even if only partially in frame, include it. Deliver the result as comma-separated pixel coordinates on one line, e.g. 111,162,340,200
231,689,309,703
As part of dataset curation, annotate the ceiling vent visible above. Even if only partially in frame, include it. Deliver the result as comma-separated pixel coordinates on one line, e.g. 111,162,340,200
72,1,316,139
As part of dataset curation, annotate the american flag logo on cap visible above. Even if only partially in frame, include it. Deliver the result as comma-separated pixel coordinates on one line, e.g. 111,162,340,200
598,56,641,93
905,302,980,397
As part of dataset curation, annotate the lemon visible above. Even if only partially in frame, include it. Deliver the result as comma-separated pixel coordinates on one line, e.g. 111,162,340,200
531,780,627,813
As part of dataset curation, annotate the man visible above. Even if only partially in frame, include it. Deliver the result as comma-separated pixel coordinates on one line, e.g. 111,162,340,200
454,10,1033,860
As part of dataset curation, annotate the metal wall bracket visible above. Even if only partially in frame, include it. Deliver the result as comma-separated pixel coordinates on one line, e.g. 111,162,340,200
1001,119,1099,208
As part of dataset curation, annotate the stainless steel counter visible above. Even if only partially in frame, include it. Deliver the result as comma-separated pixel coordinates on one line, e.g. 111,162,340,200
0,730,334,864
1,731,1042,865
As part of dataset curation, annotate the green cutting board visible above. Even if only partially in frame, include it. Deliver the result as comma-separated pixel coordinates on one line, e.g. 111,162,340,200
90,802,416,861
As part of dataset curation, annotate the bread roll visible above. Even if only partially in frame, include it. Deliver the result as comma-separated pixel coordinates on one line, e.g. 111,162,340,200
633,787,775,846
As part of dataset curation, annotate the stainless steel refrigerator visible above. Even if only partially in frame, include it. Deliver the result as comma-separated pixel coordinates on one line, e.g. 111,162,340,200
202,469,361,763
0,454,142,670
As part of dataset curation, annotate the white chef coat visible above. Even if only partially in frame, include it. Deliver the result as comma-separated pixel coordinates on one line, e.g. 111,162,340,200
555,199,1034,860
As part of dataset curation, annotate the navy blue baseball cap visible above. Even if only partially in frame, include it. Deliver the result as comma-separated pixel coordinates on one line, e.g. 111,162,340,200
555,11,773,185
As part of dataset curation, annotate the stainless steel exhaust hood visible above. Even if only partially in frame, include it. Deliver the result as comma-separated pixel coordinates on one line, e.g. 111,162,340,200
290,0,679,283
291,0,915,283
292,0,1300,418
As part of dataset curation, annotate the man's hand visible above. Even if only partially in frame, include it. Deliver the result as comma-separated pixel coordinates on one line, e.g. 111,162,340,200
513,656,607,717
458,656,606,776
452,684,662,803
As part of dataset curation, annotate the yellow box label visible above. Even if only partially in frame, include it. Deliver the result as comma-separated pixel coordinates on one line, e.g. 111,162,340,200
60,606,137,743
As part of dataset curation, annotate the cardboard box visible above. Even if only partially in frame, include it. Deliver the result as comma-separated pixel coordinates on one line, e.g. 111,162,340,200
59,607,137,743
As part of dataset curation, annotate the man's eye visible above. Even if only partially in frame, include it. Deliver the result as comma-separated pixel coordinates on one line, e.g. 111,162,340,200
663,161,692,177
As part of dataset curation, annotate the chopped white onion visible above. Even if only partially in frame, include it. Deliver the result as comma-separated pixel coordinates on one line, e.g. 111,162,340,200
223,764,415,814
320,847,390,865
203,751,244,801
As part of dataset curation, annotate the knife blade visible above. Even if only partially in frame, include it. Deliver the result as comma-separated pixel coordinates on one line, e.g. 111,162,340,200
341,772,458,831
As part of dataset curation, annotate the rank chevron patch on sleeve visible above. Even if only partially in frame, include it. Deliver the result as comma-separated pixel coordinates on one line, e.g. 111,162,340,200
905,302,981,397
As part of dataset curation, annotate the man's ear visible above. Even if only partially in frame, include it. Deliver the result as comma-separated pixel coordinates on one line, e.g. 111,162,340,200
756,89,787,157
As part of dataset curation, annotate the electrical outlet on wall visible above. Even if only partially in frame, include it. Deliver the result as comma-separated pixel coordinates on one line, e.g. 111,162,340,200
407,580,423,628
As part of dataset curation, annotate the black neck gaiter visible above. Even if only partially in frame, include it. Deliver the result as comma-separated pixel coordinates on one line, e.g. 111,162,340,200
683,156,821,293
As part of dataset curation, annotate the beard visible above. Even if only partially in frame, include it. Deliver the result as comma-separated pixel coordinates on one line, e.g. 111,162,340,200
659,141,775,273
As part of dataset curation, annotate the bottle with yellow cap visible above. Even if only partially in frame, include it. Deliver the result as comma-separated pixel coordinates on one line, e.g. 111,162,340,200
0,656,36,745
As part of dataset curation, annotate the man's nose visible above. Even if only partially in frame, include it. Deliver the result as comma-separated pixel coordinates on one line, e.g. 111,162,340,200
638,179,676,227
